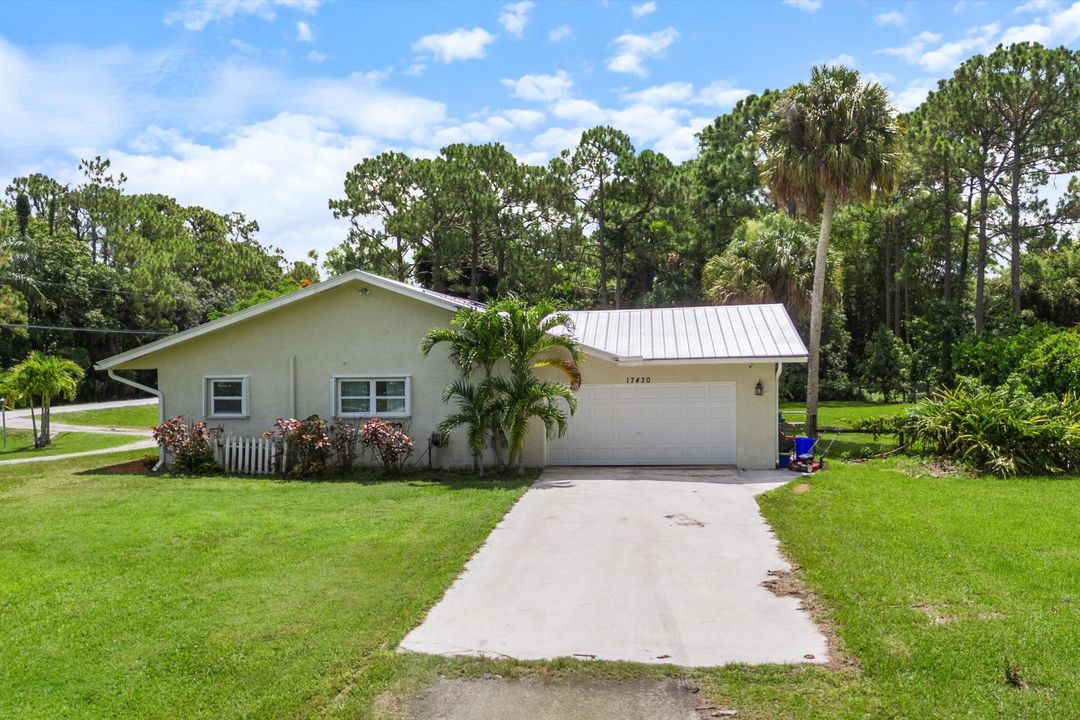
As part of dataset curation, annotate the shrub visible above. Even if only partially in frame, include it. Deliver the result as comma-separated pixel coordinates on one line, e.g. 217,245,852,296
152,416,220,475
906,379,1080,477
361,418,414,475
1015,328,1080,398
952,323,1055,387
266,415,331,478
329,420,361,473
858,325,911,402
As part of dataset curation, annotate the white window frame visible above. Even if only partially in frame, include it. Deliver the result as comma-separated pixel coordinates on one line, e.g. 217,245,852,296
203,375,249,419
332,375,411,419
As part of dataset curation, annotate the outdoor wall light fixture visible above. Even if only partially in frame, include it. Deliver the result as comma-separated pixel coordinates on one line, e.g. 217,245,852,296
755,380,764,396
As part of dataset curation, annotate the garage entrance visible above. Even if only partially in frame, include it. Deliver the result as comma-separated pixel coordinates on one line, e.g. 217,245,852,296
547,382,736,465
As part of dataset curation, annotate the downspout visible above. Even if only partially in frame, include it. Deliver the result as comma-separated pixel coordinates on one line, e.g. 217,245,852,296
107,369,165,472
775,362,783,466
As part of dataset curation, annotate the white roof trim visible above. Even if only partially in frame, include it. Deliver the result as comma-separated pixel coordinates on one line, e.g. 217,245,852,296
95,270,477,370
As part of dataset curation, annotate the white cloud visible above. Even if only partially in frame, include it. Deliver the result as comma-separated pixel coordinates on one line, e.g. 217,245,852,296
878,30,943,64
110,113,371,259
607,27,678,77
551,98,608,125
1000,1,1080,45
411,27,495,63
165,0,320,31
631,1,657,18
620,81,693,105
498,1,534,38
864,71,897,87
783,0,822,12
503,108,546,128
892,78,936,112
826,53,856,67
1000,21,1054,44
918,22,998,72
874,10,906,27
533,126,584,154
502,70,573,101
1015,0,1060,12
691,80,752,107
403,62,426,76
296,20,313,41
548,25,572,42
609,104,688,143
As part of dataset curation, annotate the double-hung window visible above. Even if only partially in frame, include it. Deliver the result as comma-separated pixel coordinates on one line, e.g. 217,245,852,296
334,376,410,418
205,376,248,418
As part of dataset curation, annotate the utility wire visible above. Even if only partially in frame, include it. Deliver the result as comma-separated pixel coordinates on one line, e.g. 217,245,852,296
0,323,171,335
0,274,160,298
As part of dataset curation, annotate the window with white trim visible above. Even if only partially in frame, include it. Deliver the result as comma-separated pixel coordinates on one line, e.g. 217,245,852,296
205,376,248,418
334,376,410,418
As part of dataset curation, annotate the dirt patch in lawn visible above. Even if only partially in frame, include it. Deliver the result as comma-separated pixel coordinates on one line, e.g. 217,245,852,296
762,566,858,672
98,459,154,475
790,483,811,494
911,603,1007,625
404,676,708,720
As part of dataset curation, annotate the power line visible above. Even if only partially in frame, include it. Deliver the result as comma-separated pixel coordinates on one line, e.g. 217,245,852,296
0,323,171,335
0,274,160,298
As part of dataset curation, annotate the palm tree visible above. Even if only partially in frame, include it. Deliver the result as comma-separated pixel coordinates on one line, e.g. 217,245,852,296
6,352,84,447
759,65,898,437
438,379,501,476
702,212,835,325
422,306,509,467
489,298,582,474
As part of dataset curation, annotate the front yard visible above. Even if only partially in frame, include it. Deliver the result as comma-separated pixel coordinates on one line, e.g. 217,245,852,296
4,435,1080,718
0,451,529,719
0,428,138,460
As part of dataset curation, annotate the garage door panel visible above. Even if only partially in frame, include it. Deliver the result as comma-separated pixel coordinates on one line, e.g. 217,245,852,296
549,382,737,466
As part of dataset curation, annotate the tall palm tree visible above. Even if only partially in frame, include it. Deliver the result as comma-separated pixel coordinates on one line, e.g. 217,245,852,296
6,351,84,447
759,65,898,436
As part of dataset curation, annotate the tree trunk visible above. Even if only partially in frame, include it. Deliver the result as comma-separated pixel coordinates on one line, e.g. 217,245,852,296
958,182,974,300
883,216,892,329
597,182,608,308
1009,149,1022,315
431,231,447,292
974,179,991,334
469,223,480,301
942,166,953,303
805,189,836,440
893,219,902,336
29,403,39,449
41,395,51,446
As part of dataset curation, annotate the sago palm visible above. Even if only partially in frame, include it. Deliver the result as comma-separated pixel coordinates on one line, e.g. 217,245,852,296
759,64,898,436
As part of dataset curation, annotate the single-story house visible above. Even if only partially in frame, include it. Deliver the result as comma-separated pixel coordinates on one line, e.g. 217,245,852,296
95,270,808,470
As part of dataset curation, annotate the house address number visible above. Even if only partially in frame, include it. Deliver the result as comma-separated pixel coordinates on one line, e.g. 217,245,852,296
625,376,652,383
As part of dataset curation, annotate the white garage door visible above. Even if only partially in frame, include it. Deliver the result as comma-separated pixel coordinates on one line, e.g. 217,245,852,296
548,382,736,466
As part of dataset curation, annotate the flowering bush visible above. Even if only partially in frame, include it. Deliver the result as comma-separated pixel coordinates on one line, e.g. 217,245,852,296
361,418,414,475
152,416,220,475
329,420,361,472
265,415,331,478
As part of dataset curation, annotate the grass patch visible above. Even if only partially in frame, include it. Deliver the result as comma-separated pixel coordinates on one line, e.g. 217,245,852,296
780,400,912,429
52,402,159,429
0,450,531,719
0,429,138,460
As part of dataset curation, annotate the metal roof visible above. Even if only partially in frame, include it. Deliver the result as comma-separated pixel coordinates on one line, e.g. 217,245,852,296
561,304,808,363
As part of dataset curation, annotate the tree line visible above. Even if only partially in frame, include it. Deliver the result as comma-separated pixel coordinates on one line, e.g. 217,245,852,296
2,42,1079,410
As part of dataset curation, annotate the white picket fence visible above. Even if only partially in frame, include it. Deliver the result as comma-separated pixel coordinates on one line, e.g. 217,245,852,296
217,434,278,475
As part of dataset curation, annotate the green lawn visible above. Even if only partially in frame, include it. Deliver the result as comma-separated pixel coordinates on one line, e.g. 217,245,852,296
780,399,912,428
8,449,1080,719
0,450,530,719
53,402,159,429
0,428,139,460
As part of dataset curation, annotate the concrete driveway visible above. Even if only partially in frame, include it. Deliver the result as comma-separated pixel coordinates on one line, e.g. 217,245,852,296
400,466,828,667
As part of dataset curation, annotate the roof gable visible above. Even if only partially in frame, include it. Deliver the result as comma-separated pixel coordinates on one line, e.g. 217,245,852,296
95,270,479,370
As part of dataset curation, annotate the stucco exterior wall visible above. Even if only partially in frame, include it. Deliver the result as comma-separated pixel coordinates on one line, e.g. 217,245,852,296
536,356,780,470
115,280,480,469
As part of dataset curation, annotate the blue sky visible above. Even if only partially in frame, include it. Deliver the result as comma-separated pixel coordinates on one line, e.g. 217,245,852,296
2,0,1079,260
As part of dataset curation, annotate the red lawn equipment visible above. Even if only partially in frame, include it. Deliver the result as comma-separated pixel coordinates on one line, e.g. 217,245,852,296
788,432,841,473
